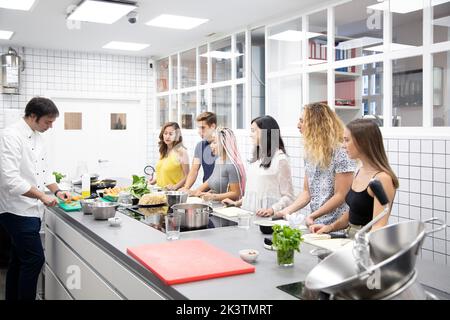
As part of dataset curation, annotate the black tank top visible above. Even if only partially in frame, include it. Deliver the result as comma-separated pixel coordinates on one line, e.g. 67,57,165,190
345,171,381,226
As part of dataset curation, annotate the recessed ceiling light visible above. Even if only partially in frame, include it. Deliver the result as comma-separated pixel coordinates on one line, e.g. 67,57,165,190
0,0,36,11
336,37,382,50
0,30,14,40
199,51,242,59
67,0,136,24
268,30,324,42
145,14,208,30
102,41,149,51
433,16,450,28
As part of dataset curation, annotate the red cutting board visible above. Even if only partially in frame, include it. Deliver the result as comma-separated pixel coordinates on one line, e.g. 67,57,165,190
127,239,255,285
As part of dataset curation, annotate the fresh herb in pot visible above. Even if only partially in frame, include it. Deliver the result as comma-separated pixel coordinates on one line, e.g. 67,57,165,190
272,225,304,266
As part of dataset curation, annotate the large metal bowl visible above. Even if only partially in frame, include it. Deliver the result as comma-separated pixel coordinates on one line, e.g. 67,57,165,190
171,203,212,230
305,218,446,299
91,202,119,220
164,191,188,208
80,198,98,215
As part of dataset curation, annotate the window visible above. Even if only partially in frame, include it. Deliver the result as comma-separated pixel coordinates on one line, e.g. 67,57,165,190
236,32,245,78
170,94,178,123
199,45,208,85
433,1,450,44
211,37,232,82
308,9,327,66
156,58,168,92
171,55,178,89
268,17,302,72
212,86,232,127
392,56,423,127
158,96,169,125
237,84,245,128
432,51,449,126
392,1,423,51
181,48,196,88
309,71,327,104
181,91,196,129
335,0,383,59
269,75,302,128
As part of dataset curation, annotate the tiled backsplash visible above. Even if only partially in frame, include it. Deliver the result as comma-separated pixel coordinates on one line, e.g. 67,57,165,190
0,46,154,163
151,131,450,266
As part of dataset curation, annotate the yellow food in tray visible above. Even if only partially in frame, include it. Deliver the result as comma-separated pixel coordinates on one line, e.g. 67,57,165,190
103,187,129,196
138,193,167,205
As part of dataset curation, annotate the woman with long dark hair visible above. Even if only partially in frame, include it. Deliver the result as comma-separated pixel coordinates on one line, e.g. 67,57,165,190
222,115,294,216
310,119,399,238
150,122,189,190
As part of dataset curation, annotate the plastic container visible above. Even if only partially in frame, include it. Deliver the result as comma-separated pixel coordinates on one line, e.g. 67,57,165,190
81,173,90,199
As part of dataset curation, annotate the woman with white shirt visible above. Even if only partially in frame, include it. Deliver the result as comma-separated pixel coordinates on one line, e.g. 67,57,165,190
222,116,294,216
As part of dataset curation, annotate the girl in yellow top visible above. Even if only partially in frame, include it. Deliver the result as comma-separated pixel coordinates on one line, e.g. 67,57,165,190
150,122,189,190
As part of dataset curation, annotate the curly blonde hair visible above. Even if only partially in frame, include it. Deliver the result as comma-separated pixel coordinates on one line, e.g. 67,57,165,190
302,103,344,169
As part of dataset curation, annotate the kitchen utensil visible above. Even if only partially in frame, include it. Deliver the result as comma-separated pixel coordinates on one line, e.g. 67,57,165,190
171,203,212,230
80,198,98,214
163,190,188,208
126,239,255,285
91,202,119,220
259,222,274,234
305,218,446,300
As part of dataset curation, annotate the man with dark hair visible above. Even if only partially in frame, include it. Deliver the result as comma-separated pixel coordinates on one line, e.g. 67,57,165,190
0,97,70,300
180,112,218,191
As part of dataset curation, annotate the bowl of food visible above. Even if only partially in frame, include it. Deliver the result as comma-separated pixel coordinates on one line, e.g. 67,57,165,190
239,249,259,263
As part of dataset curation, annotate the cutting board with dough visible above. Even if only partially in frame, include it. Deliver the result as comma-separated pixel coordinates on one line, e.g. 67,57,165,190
214,207,253,218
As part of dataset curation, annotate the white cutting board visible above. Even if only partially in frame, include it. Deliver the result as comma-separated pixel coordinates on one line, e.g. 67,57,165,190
186,197,204,204
303,237,353,251
214,207,253,218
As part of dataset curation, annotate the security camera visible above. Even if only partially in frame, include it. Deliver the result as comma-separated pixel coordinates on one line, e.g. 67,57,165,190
127,10,138,24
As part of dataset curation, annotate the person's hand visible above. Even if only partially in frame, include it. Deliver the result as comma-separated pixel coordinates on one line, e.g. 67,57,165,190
256,208,274,217
221,198,236,207
179,187,189,193
305,215,315,227
201,192,216,202
190,189,202,197
56,191,71,201
40,194,57,207
309,224,332,234
165,184,176,191
274,208,290,218
148,178,156,185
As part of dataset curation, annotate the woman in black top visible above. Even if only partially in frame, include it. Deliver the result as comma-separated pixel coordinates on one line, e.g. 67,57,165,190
309,119,399,238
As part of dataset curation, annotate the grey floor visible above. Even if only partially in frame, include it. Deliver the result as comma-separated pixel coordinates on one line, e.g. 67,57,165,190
0,269,6,300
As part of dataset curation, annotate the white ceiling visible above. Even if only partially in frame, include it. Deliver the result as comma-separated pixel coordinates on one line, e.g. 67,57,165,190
0,0,324,58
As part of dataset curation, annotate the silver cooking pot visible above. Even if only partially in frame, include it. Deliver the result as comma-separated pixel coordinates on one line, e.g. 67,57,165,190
305,218,446,300
164,191,188,208
170,203,212,230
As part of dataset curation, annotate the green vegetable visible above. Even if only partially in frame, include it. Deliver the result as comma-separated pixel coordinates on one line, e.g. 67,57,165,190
129,175,150,199
272,225,304,253
53,172,66,183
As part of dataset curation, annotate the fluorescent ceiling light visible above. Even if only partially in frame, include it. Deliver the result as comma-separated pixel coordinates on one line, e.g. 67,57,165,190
0,30,14,40
67,0,136,24
367,0,450,14
102,41,149,51
268,30,324,42
146,14,208,30
200,51,243,59
433,16,450,28
336,37,382,50
365,43,416,52
0,0,35,11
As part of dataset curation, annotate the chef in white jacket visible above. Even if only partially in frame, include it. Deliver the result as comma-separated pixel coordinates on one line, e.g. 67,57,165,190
0,97,69,300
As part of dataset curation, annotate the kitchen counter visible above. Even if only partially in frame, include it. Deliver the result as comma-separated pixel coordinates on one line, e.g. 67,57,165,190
43,205,450,300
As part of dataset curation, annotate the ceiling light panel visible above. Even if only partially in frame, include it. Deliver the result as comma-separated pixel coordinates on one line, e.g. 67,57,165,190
0,30,14,40
146,14,208,30
102,41,149,51
67,0,136,24
0,0,36,11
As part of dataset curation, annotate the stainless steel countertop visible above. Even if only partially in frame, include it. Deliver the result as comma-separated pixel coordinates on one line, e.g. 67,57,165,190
46,204,450,300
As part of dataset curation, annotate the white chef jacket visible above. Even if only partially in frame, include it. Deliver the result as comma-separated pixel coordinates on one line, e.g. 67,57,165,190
0,118,56,219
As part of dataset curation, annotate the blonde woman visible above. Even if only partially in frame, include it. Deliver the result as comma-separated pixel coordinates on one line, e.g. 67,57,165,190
190,128,246,202
276,103,356,228
310,119,398,238
150,122,189,190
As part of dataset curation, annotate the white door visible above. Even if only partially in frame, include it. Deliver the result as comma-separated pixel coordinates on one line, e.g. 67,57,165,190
45,97,146,182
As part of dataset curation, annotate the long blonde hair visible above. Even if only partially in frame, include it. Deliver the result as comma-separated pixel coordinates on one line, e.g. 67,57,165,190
302,103,344,169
